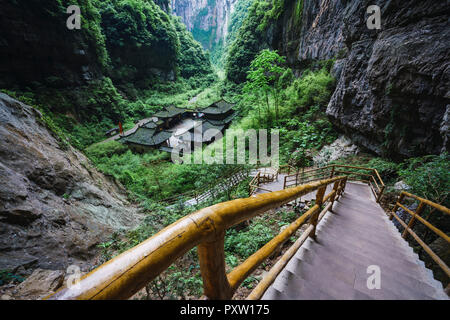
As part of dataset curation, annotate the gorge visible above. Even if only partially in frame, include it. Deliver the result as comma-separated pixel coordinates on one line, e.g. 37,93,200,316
0,0,448,300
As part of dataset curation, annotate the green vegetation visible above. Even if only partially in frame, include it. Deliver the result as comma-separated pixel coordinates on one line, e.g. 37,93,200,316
0,270,25,286
3,0,215,150
233,51,337,164
331,153,450,207
243,49,289,127
225,0,271,83
85,141,249,202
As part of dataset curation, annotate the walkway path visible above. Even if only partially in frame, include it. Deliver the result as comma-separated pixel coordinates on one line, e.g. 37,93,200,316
261,182,448,300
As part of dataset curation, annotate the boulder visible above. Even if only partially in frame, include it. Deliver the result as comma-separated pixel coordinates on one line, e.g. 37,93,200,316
12,269,64,300
313,136,360,167
0,93,143,274
394,181,411,191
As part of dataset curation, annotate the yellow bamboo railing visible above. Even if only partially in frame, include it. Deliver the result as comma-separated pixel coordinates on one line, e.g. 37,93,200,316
46,176,348,300
283,165,386,203
389,191,450,283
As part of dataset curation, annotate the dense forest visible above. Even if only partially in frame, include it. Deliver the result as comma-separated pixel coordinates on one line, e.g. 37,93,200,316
0,0,448,300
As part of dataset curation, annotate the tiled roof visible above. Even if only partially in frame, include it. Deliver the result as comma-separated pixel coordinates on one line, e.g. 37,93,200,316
143,122,158,129
200,99,235,115
207,113,237,126
154,105,186,118
121,127,172,146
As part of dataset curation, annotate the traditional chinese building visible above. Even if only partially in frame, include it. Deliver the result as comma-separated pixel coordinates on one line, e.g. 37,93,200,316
119,100,236,153
120,125,173,153
154,105,189,129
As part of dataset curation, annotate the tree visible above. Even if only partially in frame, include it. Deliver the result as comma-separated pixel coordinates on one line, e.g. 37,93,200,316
243,49,289,127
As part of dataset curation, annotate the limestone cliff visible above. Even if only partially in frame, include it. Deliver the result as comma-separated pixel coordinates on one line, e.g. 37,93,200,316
267,0,449,158
0,94,142,274
170,0,238,49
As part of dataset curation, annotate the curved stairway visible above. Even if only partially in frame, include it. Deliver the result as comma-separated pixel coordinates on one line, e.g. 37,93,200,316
261,182,448,300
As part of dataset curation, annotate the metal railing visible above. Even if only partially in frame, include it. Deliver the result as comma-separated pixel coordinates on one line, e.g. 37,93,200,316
390,191,450,287
46,176,348,300
283,165,385,203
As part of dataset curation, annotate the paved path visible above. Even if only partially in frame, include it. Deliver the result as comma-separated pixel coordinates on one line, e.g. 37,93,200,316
253,170,332,202
261,182,448,300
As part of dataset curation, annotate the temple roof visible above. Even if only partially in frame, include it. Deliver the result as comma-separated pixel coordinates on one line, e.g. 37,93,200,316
200,99,235,115
121,127,172,146
154,105,186,118
207,113,237,126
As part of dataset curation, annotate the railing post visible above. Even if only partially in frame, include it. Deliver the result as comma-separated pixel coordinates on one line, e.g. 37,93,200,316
376,185,385,203
198,231,232,300
338,178,347,196
330,166,335,179
390,193,406,220
310,186,326,240
283,176,287,189
402,201,425,240
330,180,340,212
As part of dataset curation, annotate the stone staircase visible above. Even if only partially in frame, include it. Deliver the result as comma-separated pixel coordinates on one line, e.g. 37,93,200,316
261,182,448,300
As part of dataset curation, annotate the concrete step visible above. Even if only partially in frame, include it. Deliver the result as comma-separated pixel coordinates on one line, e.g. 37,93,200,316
306,230,430,279
273,269,351,300
318,211,418,257
261,182,448,300
320,211,409,242
281,255,412,300
296,245,439,299
317,213,447,299
314,227,422,266
261,287,289,300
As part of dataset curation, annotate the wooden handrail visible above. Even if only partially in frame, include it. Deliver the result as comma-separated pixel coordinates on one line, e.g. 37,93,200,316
390,191,450,280
247,179,345,299
283,165,385,203
46,176,347,300
278,164,297,175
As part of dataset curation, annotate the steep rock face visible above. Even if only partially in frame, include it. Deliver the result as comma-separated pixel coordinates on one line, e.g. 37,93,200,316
0,0,105,88
171,0,238,49
0,94,142,273
98,0,179,86
273,0,449,158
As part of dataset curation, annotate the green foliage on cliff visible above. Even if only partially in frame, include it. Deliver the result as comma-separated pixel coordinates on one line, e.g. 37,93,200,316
399,153,450,207
233,52,337,164
173,17,214,78
96,0,180,82
225,0,294,83
243,49,289,127
225,0,271,83
2,0,215,149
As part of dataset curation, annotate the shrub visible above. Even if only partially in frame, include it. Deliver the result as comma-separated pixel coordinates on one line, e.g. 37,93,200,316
225,222,275,259
399,153,450,207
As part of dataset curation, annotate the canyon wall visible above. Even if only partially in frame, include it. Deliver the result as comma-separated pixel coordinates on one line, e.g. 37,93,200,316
268,0,449,158
170,0,238,49
0,93,143,274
